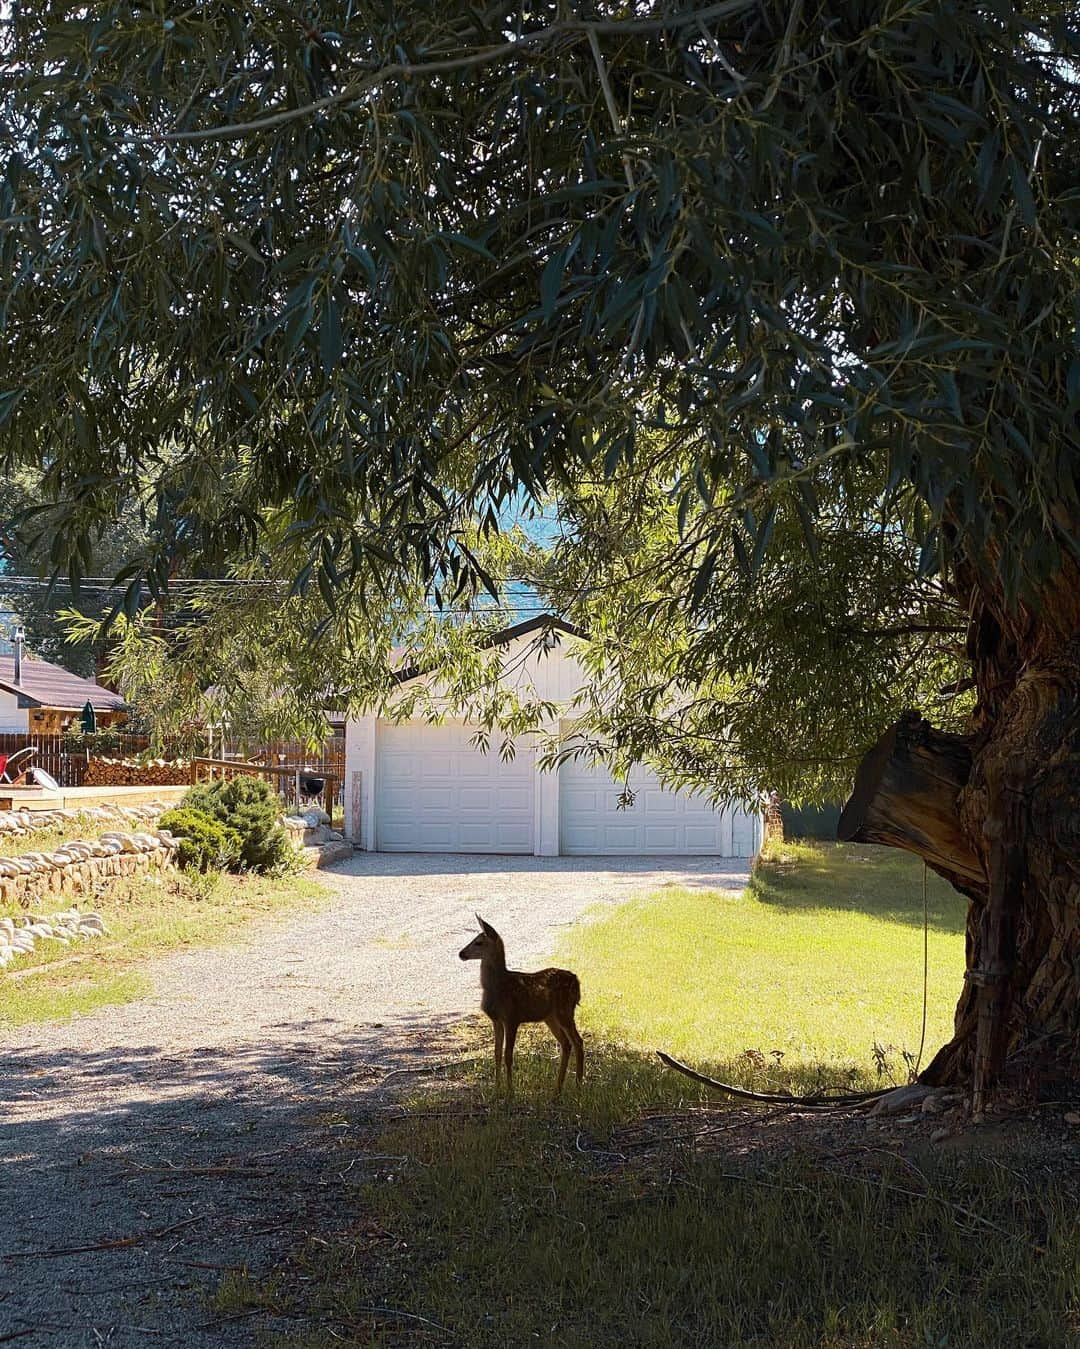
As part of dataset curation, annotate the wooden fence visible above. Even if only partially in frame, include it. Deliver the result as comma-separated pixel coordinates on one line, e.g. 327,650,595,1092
0,732,346,812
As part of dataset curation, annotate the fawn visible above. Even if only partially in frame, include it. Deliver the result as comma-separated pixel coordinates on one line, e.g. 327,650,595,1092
459,915,584,1095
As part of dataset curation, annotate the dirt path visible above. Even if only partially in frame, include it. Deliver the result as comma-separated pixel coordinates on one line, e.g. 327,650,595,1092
0,853,749,1347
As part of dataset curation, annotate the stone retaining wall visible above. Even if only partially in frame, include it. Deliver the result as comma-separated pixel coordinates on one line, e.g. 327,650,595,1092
0,908,110,968
0,802,168,841
282,809,352,868
0,830,176,912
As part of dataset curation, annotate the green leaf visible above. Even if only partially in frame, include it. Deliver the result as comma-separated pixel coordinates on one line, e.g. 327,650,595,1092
319,294,342,374
1008,156,1037,225
438,232,497,262
540,249,566,319
749,504,777,576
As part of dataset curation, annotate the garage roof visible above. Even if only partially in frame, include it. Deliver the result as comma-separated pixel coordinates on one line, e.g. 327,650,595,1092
393,613,583,685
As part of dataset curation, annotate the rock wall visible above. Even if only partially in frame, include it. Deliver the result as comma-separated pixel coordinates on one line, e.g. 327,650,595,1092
282,809,352,868
0,829,177,912
0,802,168,841
0,907,110,968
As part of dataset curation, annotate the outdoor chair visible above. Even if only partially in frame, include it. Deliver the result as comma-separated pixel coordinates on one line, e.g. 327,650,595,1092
0,746,37,784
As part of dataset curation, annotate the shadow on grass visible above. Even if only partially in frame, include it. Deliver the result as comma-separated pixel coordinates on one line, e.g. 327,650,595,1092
252,1039,1078,1349
751,841,969,935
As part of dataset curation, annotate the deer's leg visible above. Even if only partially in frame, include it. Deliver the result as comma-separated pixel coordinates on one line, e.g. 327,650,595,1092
546,1017,571,1095
503,1022,518,1096
567,1017,584,1086
493,1020,505,1086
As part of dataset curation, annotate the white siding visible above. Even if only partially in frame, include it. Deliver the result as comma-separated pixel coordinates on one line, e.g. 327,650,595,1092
0,692,27,734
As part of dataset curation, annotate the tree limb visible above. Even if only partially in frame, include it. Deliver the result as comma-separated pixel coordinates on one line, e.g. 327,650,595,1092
656,1051,890,1108
162,2,756,144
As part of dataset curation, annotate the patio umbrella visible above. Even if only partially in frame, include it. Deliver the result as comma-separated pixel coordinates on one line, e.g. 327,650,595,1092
80,700,97,733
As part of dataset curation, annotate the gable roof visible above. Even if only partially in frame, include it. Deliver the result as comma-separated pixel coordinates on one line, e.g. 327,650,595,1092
0,656,126,712
392,613,583,686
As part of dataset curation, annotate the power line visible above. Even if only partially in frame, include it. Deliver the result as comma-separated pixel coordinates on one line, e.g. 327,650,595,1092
0,575,285,588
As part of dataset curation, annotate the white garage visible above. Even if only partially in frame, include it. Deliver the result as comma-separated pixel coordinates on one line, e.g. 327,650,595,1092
345,616,761,859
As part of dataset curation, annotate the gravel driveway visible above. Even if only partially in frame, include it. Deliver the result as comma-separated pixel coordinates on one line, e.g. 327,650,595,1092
0,852,749,1346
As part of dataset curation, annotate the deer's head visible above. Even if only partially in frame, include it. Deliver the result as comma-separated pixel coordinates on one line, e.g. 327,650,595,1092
459,915,503,962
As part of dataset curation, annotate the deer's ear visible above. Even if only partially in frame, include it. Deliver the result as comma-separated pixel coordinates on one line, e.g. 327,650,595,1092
476,915,499,939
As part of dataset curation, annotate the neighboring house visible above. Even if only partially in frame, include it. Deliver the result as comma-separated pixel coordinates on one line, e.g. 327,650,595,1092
344,616,762,858
0,632,125,734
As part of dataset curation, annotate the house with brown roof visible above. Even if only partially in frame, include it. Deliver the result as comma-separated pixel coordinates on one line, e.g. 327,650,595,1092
0,631,125,734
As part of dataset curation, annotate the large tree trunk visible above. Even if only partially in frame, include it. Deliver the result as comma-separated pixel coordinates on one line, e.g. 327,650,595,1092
840,586,1080,1101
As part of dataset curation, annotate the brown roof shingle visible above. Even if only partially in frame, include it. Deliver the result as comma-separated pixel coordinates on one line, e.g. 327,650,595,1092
0,657,125,712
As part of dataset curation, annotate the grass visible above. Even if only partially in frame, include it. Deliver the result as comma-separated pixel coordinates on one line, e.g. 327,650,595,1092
233,843,1079,1348
0,867,324,1027
284,1100,1076,1348
561,840,968,1090
0,811,121,863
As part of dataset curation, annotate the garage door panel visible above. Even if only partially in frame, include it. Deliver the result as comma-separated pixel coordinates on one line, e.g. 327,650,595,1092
376,721,535,853
379,786,415,812
458,823,500,848
684,824,723,848
496,822,533,848
732,816,756,855
638,793,676,817
560,759,756,856
599,824,639,848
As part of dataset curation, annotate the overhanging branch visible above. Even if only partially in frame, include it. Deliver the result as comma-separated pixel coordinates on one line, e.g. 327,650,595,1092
161,2,757,145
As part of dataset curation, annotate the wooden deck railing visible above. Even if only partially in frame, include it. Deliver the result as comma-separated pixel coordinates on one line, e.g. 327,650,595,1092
189,757,339,819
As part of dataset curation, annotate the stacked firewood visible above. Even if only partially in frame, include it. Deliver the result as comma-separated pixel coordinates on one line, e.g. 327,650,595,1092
83,757,190,787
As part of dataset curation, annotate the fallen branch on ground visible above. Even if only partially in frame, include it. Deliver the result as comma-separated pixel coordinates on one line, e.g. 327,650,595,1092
656,1051,892,1109
2,1215,203,1260
375,1053,486,1091
117,1161,272,1179
326,1307,453,1336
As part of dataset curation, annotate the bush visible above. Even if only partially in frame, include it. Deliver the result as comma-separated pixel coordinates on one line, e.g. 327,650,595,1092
159,807,241,873
182,776,294,873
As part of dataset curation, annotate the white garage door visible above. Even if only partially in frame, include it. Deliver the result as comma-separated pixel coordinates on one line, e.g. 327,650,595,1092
375,721,534,853
559,759,757,856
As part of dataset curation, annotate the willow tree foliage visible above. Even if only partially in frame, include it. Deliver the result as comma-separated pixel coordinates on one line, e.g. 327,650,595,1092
2,1,1079,1090
0,469,155,674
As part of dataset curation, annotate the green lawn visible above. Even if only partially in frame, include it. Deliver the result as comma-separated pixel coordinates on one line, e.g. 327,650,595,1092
234,843,1078,1349
560,840,967,1091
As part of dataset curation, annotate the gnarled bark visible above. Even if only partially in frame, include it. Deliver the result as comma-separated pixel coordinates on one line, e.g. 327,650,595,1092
838,712,985,895
842,623,1080,1097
